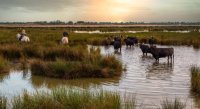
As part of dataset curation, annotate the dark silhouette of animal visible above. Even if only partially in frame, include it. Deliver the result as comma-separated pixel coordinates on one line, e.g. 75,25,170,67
149,37,156,46
150,46,174,62
113,37,121,52
139,44,151,56
102,37,112,46
124,37,138,47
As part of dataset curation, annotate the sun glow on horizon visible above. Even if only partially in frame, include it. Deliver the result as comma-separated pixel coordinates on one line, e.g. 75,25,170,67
83,0,156,22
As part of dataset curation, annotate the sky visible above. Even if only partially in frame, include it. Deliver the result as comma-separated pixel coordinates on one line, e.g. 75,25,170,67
0,0,200,22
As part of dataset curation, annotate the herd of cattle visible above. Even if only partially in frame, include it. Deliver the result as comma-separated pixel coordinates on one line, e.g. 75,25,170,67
105,36,174,63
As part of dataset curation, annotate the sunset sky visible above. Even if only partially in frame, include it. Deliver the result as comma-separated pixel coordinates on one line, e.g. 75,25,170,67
0,0,199,22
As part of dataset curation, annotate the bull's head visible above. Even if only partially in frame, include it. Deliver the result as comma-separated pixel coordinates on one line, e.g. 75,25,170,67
150,46,157,53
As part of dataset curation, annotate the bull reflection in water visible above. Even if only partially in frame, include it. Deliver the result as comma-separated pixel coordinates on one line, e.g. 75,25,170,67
146,62,174,80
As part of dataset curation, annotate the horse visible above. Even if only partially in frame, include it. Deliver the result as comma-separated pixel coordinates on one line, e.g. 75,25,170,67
61,37,69,44
16,33,30,42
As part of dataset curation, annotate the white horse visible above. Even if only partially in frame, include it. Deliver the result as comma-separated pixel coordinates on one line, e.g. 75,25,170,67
61,37,68,44
16,33,30,42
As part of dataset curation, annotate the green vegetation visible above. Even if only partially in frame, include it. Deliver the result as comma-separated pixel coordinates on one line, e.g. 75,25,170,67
2,88,135,109
1,89,190,109
0,27,199,46
191,66,200,94
160,98,186,109
0,56,9,74
0,44,88,60
31,49,122,79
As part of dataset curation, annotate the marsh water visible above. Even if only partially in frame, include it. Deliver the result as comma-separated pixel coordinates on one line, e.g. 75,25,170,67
1,45,200,108
74,30,193,34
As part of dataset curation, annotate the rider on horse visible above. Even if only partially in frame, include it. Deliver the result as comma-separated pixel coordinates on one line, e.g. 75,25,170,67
19,29,26,41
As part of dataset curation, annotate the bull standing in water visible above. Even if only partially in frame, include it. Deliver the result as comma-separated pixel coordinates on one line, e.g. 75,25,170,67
150,46,174,63
113,36,122,52
139,44,151,56
124,37,138,48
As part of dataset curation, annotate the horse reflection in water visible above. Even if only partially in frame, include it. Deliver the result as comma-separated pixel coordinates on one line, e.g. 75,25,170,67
146,62,174,80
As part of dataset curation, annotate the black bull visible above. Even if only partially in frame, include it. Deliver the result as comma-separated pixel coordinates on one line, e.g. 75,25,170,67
124,37,138,47
139,44,151,56
113,37,122,52
150,47,174,62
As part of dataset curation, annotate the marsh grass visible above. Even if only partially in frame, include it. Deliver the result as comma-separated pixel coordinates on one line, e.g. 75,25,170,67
0,97,7,109
0,56,9,73
0,45,22,60
192,42,200,49
0,28,199,47
161,98,186,109
11,88,135,109
0,44,88,61
31,54,122,79
191,66,200,94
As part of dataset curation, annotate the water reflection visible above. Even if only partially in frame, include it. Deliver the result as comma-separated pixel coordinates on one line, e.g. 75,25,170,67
31,75,120,89
114,51,122,55
146,62,174,80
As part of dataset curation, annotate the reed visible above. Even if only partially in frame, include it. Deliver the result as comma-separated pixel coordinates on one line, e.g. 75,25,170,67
191,66,200,94
0,56,9,73
160,98,186,109
11,88,135,109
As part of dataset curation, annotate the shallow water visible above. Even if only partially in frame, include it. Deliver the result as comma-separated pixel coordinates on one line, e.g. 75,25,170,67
74,30,193,34
1,45,200,108
74,30,149,34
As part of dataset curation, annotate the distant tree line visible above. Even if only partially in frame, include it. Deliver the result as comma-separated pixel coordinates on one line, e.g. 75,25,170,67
0,20,200,25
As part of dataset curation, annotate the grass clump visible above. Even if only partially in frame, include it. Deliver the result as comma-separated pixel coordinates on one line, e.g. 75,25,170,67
30,46,123,79
30,45,122,79
0,45,22,60
191,66,200,94
160,98,186,109
192,41,200,49
0,97,7,109
0,56,9,74
11,88,135,109
31,55,122,79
